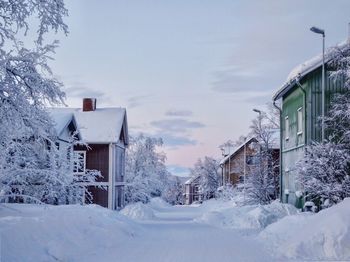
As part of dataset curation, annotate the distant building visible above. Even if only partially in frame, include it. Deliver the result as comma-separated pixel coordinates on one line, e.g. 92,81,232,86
272,41,347,206
184,176,202,205
219,137,258,186
50,98,128,210
219,132,280,198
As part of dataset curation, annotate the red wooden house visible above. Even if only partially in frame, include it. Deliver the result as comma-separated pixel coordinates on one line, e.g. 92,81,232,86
51,98,128,210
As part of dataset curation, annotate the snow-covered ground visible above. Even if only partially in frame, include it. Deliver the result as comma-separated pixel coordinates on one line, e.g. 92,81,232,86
1,198,350,261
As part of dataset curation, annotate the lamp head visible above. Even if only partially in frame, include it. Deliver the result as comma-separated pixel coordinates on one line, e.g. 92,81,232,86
310,26,325,36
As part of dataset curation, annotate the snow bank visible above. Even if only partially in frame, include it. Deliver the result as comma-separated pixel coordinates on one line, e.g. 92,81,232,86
0,204,139,262
120,202,156,220
259,198,350,261
195,200,297,231
148,197,170,209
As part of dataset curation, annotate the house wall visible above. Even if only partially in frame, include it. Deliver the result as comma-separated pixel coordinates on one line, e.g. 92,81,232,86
112,143,126,209
222,144,257,186
281,67,345,205
184,177,202,205
74,144,109,208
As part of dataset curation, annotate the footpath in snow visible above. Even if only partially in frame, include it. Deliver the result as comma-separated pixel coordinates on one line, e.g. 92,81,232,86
1,198,350,261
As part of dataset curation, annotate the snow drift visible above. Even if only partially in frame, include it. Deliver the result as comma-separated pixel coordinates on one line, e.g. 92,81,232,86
0,204,139,262
195,200,297,231
120,201,156,220
148,197,170,209
259,198,350,260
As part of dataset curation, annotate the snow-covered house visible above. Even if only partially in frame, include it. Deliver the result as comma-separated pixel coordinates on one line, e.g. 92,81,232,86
220,134,280,187
50,109,81,151
184,176,202,205
272,41,347,206
51,98,129,210
219,137,258,186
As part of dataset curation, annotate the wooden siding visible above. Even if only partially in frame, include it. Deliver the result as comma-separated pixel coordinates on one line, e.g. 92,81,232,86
87,186,108,208
222,141,257,186
74,144,110,208
75,144,109,182
280,66,345,205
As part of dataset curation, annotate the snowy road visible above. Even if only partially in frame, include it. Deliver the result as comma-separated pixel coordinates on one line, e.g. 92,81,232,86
2,200,350,261
117,204,272,262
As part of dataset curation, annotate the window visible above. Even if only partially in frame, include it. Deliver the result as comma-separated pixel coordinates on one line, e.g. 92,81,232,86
285,116,289,141
297,107,303,135
194,185,200,193
73,151,86,174
246,155,259,165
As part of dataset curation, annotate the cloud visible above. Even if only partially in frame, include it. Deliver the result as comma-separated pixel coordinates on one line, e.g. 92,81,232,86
211,63,274,94
160,133,198,147
129,130,198,148
150,118,205,133
167,165,190,177
244,92,274,105
165,109,193,117
127,95,153,108
64,85,105,98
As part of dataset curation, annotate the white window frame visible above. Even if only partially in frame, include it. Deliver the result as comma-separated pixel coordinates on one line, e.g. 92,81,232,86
297,107,303,135
194,185,200,193
73,151,86,175
285,116,289,141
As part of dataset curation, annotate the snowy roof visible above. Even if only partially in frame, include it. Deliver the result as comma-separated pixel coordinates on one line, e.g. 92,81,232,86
49,107,128,144
48,109,80,140
185,175,200,185
273,40,349,101
219,137,257,165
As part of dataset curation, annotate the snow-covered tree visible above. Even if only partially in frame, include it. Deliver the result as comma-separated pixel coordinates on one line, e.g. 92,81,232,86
296,142,350,207
244,108,280,205
190,156,220,200
125,134,170,204
0,1,98,204
162,176,184,205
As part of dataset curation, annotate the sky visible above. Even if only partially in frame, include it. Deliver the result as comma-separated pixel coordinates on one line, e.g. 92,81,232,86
47,0,350,176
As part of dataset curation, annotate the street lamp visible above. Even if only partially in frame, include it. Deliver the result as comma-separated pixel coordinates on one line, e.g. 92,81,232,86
253,108,262,131
253,108,263,181
310,26,325,142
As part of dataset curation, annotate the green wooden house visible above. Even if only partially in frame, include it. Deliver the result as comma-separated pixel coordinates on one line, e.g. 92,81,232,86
272,41,348,207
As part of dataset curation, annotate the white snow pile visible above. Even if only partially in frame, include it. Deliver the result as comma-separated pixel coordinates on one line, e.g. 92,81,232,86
259,198,350,261
120,201,156,220
195,200,297,231
0,204,139,262
148,197,170,210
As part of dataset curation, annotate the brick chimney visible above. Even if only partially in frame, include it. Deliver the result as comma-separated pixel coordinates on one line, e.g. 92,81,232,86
82,98,96,112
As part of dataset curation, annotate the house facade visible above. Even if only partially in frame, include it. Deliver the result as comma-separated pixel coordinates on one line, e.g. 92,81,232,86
51,98,128,210
219,138,258,186
273,42,347,206
184,176,202,205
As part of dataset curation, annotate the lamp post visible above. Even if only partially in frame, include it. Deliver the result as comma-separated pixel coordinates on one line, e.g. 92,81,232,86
243,136,247,201
253,108,262,130
253,108,263,183
310,26,325,142
220,143,233,186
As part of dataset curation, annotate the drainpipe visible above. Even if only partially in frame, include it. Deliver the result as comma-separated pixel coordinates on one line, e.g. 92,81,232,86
296,78,308,208
219,163,224,187
273,101,283,202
